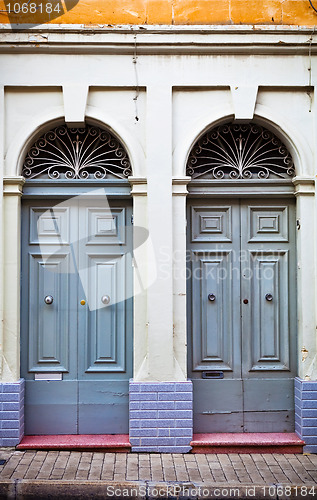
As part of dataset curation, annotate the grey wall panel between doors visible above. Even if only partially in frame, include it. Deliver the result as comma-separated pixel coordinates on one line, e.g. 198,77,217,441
193,380,243,432
78,381,129,434
24,381,77,435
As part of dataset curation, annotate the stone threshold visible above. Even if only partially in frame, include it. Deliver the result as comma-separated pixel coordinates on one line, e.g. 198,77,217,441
191,433,305,454
16,434,131,452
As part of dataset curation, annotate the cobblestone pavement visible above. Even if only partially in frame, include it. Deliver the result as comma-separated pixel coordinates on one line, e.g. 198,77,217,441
0,450,316,484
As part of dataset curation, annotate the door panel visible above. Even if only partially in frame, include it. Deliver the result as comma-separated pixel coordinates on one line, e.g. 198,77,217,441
78,381,129,434
193,380,244,432
188,198,296,432
189,202,241,379
21,197,133,435
191,206,233,243
79,256,126,373
192,251,234,371
28,255,70,372
247,252,290,371
24,381,77,435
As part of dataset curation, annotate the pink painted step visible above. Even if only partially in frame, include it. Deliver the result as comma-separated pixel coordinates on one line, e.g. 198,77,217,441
17,434,131,452
191,433,305,454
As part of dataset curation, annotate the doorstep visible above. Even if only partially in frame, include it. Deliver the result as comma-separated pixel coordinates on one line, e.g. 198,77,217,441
190,433,305,454
16,434,131,452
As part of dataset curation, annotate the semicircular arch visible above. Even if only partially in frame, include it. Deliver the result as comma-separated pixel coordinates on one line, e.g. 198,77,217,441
174,104,312,179
5,105,145,178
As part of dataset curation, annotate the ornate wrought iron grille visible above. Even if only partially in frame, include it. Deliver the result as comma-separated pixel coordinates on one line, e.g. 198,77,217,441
22,125,132,180
186,123,294,180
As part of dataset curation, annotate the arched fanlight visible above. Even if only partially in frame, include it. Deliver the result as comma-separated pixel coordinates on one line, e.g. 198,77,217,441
186,122,295,180
22,124,132,180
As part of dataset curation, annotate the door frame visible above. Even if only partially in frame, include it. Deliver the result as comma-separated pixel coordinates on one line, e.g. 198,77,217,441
20,178,134,434
186,178,301,432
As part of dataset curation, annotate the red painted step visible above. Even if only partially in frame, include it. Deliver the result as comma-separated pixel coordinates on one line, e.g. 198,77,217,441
17,434,131,452
191,433,305,454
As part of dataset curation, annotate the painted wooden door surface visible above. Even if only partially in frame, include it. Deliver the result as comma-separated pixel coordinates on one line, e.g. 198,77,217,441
187,198,296,432
21,198,133,434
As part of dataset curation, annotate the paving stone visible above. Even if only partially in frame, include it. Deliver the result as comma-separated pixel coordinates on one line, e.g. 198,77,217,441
101,454,115,480
262,454,278,466
287,456,316,482
161,456,176,481
212,470,227,482
0,450,316,487
139,466,151,480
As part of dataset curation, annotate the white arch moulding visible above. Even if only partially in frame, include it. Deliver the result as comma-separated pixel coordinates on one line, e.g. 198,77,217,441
173,103,313,180
5,105,145,179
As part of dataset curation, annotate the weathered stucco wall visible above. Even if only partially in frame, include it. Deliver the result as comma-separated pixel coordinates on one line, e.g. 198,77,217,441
0,0,317,26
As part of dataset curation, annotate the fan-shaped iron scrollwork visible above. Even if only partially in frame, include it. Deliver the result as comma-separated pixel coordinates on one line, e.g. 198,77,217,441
22,125,132,180
186,123,295,180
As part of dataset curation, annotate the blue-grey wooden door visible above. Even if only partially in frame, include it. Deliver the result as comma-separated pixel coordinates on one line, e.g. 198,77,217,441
187,198,296,432
21,198,133,434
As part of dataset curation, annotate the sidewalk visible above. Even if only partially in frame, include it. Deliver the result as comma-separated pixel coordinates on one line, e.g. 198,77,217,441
0,449,316,499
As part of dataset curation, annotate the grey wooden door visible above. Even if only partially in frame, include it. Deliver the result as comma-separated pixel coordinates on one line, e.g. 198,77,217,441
21,198,133,435
187,198,296,432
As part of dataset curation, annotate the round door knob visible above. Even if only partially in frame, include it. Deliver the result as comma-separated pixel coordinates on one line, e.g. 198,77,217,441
80,300,86,306
208,293,216,302
101,295,110,305
265,293,273,301
243,299,248,304
44,295,53,305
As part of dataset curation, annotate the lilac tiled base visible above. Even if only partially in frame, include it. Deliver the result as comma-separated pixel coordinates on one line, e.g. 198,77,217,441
0,379,24,447
129,380,193,453
295,377,317,454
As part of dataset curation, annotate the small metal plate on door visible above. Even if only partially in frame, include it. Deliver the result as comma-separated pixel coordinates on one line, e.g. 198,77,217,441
202,371,224,379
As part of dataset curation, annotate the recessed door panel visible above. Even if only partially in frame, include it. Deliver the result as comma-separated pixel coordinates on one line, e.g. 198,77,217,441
248,206,289,242
86,207,126,245
192,251,234,371
29,207,70,245
247,252,290,371
81,256,126,373
191,206,232,242
28,254,70,372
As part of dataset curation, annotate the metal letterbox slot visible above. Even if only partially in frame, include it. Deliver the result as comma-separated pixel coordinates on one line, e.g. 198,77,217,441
34,373,63,381
202,371,224,379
